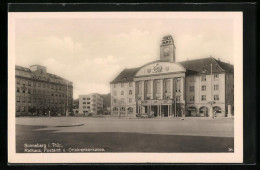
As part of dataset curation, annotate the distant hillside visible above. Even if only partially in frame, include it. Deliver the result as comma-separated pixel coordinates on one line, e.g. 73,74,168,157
100,93,111,107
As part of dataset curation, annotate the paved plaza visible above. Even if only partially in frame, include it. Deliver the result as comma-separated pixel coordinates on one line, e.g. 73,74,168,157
16,117,234,152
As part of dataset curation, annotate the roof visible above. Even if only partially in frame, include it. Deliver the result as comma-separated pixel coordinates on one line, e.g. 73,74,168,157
15,65,31,72
111,67,140,83
111,57,234,83
215,60,234,73
15,65,72,83
178,57,233,75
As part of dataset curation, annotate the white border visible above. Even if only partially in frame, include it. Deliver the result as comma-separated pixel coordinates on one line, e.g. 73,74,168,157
8,12,243,163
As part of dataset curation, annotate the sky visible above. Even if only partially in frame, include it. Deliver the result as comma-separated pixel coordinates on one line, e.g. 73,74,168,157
13,12,235,99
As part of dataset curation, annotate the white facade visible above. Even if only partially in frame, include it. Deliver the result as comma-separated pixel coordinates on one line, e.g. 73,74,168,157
110,35,234,118
110,82,136,117
78,93,103,116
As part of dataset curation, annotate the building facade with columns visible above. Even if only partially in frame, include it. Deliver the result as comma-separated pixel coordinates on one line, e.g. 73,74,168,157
15,65,73,117
110,35,234,118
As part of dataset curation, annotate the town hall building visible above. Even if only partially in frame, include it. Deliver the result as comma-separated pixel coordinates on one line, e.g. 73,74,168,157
110,35,234,118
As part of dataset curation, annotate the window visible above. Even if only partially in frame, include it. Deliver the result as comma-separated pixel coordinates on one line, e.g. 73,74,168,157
17,87,20,93
201,85,206,91
176,79,181,92
22,88,26,93
33,90,36,94
201,75,206,81
190,96,194,101
17,80,20,84
214,84,219,90
113,84,116,88
121,98,124,103
121,91,124,95
129,90,132,95
114,99,116,103
214,95,219,101
145,81,152,94
43,83,45,88
33,82,36,87
47,84,50,88
165,79,171,93
129,82,132,87
22,106,25,112
83,102,86,104
114,91,117,96
23,97,26,103
87,102,90,104
176,96,180,102
38,82,41,87
121,83,124,88
17,96,20,102
155,81,160,94
83,106,86,109
28,81,31,86
129,98,132,103
87,98,90,100
28,97,31,103
16,106,20,112
83,98,86,100
201,95,206,101
87,106,90,109
190,86,194,92
214,74,219,80
28,89,31,94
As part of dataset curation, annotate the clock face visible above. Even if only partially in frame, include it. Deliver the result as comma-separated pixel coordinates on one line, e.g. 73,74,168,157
164,47,170,53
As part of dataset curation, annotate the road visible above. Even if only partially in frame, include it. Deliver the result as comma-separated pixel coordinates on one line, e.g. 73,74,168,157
16,117,234,152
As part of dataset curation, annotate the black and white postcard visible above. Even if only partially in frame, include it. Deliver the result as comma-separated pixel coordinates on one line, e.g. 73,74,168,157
8,11,243,163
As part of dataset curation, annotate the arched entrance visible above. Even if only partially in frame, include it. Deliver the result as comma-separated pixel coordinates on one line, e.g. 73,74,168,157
199,106,209,117
127,107,133,115
120,107,126,116
187,106,197,117
213,106,222,117
112,107,118,116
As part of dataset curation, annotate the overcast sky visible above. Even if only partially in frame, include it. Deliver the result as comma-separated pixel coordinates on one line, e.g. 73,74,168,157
13,12,235,99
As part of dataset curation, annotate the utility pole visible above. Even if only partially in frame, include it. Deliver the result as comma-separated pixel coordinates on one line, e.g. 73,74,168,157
66,81,69,117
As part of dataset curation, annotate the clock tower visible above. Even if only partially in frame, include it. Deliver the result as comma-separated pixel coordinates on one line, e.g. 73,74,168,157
160,35,176,62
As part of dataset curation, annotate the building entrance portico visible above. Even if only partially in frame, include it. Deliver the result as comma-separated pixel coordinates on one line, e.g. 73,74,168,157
137,100,173,118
